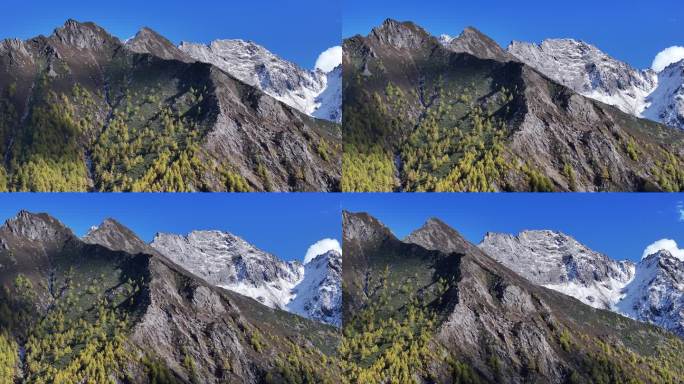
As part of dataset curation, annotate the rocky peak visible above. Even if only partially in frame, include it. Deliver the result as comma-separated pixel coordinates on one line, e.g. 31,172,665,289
617,249,684,337
125,27,191,62
342,211,394,245
2,210,73,243
151,230,304,309
643,59,684,129
404,217,473,254
369,19,433,50
178,38,339,119
83,218,152,255
444,26,511,62
287,249,342,326
508,38,658,116
479,230,635,310
51,19,118,50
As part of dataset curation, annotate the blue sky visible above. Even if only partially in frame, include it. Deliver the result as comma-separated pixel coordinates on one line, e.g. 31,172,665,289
343,194,684,262
343,0,684,69
0,0,341,69
0,194,341,262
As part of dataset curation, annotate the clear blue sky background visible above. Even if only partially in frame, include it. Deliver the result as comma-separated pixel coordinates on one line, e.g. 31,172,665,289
0,0,341,69
0,194,341,262
343,0,684,69
343,194,684,262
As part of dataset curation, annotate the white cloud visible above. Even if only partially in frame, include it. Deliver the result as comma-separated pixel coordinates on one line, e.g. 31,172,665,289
314,46,342,73
651,46,684,72
642,239,684,261
304,238,341,264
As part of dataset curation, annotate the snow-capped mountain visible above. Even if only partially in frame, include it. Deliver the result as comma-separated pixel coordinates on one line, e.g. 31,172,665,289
178,40,341,122
479,230,635,310
643,60,684,129
508,39,657,117
480,230,684,338
311,65,342,122
287,249,342,327
616,250,684,337
151,230,304,309
508,39,684,130
150,230,341,326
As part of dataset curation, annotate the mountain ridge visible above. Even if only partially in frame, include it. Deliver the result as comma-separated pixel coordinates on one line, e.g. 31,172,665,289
480,229,684,338
508,37,684,130
178,39,342,122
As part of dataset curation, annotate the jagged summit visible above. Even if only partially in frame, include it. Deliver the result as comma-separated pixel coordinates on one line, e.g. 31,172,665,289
480,230,636,310
480,229,684,338
342,211,394,245
368,18,434,50
443,26,511,61
508,38,658,116
51,19,118,50
83,217,153,255
125,26,190,62
2,210,73,243
404,217,476,255
150,229,342,326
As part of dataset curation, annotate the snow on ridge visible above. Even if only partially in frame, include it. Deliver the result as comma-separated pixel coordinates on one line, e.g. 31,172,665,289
481,230,684,337
508,38,684,130
178,39,341,122
151,230,342,326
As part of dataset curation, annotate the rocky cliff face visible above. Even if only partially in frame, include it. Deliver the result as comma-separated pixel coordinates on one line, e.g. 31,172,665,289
0,211,340,383
442,26,513,62
0,19,341,192
179,39,342,122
